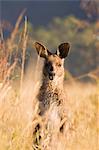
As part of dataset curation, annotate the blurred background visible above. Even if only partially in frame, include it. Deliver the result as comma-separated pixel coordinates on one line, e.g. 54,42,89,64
0,0,99,80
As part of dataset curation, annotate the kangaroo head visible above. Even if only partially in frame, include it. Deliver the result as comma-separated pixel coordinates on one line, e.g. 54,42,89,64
34,42,70,80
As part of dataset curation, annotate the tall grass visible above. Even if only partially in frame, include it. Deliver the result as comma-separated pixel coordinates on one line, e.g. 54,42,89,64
0,13,98,150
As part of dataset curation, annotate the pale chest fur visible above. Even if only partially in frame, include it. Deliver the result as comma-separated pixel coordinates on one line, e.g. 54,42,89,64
38,76,65,115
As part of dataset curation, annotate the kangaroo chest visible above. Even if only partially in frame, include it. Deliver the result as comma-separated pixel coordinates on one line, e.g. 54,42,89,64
38,82,64,107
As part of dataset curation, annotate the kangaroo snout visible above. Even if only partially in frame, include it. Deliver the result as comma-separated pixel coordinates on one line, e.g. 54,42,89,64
34,41,70,113
48,64,55,80
49,64,54,71
49,72,55,80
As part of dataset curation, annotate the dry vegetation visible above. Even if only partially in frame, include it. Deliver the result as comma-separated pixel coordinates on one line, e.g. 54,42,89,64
0,70,98,150
0,13,99,150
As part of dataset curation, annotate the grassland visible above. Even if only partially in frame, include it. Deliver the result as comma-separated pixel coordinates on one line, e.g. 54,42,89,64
0,66,98,150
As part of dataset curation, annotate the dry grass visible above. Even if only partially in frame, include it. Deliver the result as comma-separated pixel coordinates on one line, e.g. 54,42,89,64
0,13,98,150
0,63,98,150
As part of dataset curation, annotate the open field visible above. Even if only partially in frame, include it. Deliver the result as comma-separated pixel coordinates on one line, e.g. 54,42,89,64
0,64,98,150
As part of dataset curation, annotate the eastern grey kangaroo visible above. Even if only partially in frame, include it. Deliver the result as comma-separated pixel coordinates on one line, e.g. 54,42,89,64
34,42,70,131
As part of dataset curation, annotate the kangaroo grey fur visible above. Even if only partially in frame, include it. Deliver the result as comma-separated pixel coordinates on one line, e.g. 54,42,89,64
34,42,70,129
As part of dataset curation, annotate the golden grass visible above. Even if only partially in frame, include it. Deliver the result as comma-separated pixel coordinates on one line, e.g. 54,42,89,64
0,64,98,150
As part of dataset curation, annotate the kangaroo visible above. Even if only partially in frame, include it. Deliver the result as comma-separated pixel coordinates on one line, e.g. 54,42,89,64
34,42,70,148
34,41,70,116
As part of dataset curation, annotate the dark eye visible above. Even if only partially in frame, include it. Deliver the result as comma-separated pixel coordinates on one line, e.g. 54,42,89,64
57,64,61,67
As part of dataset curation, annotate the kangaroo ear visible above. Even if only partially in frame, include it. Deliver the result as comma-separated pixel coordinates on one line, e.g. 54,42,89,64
34,42,51,58
57,43,70,59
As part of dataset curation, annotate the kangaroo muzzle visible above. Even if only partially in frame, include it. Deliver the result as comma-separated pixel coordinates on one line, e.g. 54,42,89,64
49,72,55,80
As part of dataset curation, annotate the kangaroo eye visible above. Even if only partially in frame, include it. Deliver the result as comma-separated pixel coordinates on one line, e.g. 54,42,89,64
57,64,61,67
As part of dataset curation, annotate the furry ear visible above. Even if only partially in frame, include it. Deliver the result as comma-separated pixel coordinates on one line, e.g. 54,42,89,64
57,43,70,59
34,42,51,58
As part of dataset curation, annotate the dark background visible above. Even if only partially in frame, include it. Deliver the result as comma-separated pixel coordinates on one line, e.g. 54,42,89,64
1,0,87,27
